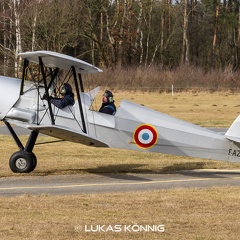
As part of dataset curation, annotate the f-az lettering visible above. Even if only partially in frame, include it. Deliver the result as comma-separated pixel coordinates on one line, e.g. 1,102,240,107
228,149,240,157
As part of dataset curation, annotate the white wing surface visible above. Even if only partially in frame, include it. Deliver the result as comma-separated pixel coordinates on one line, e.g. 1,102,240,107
18,51,102,74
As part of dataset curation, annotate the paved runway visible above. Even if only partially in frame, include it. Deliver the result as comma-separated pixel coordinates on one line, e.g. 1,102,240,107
0,170,240,196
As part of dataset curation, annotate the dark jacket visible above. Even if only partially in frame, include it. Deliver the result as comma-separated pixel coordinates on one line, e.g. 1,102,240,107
99,102,116,115
51,93,75,109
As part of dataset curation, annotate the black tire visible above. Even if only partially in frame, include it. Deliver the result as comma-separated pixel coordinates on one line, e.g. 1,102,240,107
9,151,34,173
30,152,37,172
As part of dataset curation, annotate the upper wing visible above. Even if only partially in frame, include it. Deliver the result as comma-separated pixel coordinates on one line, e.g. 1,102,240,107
18,51,102,74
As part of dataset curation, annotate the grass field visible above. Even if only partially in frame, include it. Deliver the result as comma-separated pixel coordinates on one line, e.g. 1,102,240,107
1,187,240,240
1,91,240,239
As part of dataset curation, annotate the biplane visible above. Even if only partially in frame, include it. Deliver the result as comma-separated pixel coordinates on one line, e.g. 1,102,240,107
0,50,240,173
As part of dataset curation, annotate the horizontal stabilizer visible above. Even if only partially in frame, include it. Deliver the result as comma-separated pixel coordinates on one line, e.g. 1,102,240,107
225,135,240,144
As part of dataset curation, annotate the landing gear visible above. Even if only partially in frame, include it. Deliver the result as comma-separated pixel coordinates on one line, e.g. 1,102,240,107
4,121,39,173
9,151,37,173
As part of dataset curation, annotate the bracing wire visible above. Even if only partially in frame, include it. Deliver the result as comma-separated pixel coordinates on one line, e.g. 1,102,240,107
87,73,98,138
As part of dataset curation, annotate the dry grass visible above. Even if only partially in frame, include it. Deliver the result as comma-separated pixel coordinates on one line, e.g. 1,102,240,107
93,65,240,92
1,91,240,239
0,187,240,239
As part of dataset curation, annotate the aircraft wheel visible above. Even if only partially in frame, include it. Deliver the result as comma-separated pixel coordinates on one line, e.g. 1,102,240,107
30,152,37,172
9,151,35,173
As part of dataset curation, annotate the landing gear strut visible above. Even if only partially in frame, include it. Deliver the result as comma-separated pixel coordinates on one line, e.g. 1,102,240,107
4,121,39,173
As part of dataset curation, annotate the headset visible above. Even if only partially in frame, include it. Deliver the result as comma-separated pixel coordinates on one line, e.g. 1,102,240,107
108,97,113,103
61,83,72,96
104,90,114,102
61,87,66,96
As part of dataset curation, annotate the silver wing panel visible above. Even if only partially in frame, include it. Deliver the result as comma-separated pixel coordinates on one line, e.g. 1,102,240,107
28,125,108,147
18,51,102,74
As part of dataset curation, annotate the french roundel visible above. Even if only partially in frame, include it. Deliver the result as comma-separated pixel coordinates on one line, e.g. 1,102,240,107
134,124,158,148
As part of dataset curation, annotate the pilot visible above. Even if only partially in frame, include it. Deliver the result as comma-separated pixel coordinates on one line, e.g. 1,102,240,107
99,90,116,115
50,83,75,109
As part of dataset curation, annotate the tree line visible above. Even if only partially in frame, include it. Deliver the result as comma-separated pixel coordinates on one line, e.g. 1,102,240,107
0,0,240,78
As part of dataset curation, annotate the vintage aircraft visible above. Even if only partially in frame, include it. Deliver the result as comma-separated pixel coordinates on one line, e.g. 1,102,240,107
0,50,240,173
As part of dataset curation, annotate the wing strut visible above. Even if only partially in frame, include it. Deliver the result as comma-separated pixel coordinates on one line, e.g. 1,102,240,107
20,58,29,95
39,57,55,125
71,66,87,133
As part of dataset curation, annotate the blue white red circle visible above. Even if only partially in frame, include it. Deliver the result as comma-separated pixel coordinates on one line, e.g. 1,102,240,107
134,124,158,148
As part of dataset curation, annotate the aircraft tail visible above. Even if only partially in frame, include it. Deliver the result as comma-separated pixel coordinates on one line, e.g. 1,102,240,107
225,115,240,143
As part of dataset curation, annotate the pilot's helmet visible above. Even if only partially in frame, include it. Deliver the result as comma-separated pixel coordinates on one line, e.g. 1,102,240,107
61,83,72,96
103,90,114,102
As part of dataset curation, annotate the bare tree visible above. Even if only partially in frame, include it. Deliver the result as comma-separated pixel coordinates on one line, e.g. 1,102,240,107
181,0,189,64
144,0,153,66
1,1,8,75
134,0,143,64
212,0,220,66
237,0,240,69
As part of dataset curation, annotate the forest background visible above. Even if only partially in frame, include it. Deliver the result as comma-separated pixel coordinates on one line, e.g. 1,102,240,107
1,0,240,92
